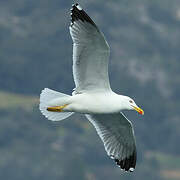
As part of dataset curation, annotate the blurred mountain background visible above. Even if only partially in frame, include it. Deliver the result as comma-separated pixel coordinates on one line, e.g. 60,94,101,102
0,0,180,179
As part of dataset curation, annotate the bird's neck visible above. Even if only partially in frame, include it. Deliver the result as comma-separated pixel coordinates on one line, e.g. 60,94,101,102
112,93,129,111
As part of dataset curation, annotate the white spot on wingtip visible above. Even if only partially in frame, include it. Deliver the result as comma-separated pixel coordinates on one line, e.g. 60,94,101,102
129,168,134,172
77,5,82,10
110,155,115,159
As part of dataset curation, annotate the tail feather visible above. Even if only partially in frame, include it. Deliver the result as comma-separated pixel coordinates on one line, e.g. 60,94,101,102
39,88,74,121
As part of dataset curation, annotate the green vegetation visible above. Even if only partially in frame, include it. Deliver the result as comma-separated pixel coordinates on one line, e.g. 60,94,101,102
0,0,180,179
145,151,180,170
0,91,38,110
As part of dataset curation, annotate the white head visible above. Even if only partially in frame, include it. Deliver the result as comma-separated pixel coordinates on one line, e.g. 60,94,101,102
121,96,144,115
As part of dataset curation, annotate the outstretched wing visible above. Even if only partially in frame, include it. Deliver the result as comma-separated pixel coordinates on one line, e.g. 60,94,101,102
85,113,137,172
69,4,111,94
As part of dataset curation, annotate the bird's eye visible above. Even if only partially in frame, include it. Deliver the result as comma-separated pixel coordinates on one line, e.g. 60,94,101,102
129,100,133,103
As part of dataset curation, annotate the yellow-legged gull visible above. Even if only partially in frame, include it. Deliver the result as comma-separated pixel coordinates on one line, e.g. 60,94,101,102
39,3,144,172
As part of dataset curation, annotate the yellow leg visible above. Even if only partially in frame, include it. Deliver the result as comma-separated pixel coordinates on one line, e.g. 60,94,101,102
47,104,68,112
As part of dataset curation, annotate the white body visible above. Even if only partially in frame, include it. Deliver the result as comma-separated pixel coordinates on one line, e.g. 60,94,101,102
39,4,143,172
63,92,131,114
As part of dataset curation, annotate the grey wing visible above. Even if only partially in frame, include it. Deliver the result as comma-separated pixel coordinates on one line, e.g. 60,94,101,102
85,113,137,172
69,4,111,94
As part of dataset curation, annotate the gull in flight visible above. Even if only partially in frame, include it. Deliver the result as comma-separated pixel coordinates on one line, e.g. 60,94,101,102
39,3,144,172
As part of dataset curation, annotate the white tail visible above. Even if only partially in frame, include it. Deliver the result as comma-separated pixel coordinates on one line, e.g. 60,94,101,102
39,88,74,121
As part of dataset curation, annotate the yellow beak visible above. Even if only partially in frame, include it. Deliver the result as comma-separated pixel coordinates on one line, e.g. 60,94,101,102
133,106,144,115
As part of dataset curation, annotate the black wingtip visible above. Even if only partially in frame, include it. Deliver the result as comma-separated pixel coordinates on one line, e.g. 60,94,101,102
70,3,97,28
72,3,79,7
112,149,137,172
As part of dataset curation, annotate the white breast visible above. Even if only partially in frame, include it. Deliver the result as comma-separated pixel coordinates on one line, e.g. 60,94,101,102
65,91,122,114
